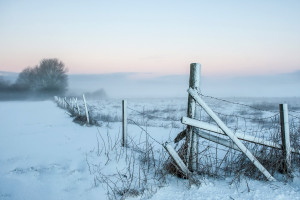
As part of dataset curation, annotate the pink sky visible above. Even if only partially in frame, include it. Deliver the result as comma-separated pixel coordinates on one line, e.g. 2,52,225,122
0,1,299,76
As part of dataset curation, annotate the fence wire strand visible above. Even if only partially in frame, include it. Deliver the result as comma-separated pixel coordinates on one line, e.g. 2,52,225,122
54,95,300,181
199,93,279,114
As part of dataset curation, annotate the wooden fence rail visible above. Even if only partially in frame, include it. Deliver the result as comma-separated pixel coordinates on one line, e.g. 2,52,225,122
182,116,299,155
187,87,276,181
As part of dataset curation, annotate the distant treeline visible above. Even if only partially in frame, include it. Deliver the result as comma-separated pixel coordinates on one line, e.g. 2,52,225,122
0,58,68,100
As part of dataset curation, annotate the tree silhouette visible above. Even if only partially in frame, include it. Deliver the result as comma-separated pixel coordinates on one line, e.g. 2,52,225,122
16,58,68,95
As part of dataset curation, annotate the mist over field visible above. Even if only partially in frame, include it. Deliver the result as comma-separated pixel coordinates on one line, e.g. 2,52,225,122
1,70,299,99
67,70,300,98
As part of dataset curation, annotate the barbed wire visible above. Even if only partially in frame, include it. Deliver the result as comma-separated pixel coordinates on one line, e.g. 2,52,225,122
212,110,280,121
128,103,279,124
127,118,163,146
127,101,281,142
289,114,300,120
127,106,181,121
199,93,279,114
289,110,300,114
56,95,299,180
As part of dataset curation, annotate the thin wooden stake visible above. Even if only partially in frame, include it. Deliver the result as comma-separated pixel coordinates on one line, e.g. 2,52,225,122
82,94,90,124
122,100,127,147
280,104,291,173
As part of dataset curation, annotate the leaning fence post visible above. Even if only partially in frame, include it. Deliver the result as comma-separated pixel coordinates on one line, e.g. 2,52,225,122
188,88,276,181
279,104,291,174
163,143,191,177
186,63,201,171
122,100,127,147
82,94,90,124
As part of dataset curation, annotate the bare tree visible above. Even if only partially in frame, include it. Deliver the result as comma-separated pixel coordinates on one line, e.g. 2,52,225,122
15,67,37,90
16,58,68,95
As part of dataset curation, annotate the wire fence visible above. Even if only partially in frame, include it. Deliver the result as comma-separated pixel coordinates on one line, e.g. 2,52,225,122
54,94,300,181
191,94,300,180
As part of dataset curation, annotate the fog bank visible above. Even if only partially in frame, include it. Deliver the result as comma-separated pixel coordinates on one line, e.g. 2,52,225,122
1,70,299,98
68,70,300,98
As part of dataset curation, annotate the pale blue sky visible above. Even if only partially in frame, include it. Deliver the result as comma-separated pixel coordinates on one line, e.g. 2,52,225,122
0,0,299,76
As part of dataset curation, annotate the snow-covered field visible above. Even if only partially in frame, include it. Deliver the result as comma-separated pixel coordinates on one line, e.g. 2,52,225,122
1,99,300,200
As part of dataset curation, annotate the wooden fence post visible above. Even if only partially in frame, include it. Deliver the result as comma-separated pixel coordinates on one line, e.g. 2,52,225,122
82,94,90,124
186,63,201,171
279,104,291,174
188,88,276,181
122,100,127,147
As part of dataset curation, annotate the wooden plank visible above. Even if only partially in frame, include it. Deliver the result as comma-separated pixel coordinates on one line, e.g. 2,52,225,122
280,104,292,173
163,143,191,176
182,117,291,150
195,130,241,152
182,116,300,154
187,88,276,181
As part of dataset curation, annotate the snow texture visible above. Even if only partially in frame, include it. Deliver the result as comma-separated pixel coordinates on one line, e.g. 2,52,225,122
0,100,300,199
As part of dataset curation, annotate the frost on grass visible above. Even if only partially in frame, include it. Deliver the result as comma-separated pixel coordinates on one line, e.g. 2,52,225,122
85,128,170,199
53,97,300,198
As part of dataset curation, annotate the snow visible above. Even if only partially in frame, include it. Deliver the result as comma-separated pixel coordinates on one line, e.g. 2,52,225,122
151,177,300,200
0,100,300,199
0,101,103,200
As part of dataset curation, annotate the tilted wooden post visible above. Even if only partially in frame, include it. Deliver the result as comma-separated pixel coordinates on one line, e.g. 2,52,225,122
185,63,201,171
188,88,276,181
164,143,191,176
122,100,127,147
279,104,291,174
82,94,90,124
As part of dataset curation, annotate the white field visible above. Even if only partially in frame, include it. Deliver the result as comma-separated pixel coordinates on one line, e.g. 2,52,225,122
1,99,300,200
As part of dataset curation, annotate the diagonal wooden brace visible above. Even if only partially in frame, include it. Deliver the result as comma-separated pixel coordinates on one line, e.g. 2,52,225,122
163,143,191,176
187,88,276,181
